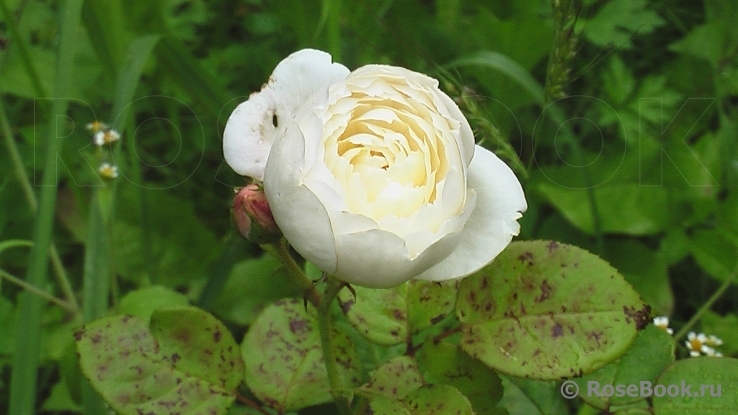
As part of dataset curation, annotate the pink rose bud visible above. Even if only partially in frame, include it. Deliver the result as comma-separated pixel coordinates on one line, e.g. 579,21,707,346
232,184,281,243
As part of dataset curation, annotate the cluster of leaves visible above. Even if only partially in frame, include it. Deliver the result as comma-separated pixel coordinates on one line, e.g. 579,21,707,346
1,0,737,414
75,241,700,415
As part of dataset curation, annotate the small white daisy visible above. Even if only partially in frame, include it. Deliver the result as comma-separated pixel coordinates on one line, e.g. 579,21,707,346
653,316,674,335
705,334,723,347
98,163,119,179
93,129,121,146
86,121,109,133
704,347,723,357
685,332,713,357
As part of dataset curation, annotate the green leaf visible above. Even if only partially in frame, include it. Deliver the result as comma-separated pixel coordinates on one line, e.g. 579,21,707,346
670,24,728,68
574,325,675,409
338,279,458,346
416,340,503,413
653,357,738,414
536,183,675,235
403,385,474,415
613,409,651,415
446,50,545,104
604,239,674,316
163,0,212,41
602,56,635,105
690,229,738,283
0,45,55,98
40,379,81,413
212,255,302,326
497,375,569,415
75,308,243,415
659,229,690,266
363,384,475,415
363,396,410,414
357,356,424,400
241,299,360,412
456,241,649,380
150,307,244,391
60,340,83,405
113,184,219,286
118,286,190,322
582,0,665,49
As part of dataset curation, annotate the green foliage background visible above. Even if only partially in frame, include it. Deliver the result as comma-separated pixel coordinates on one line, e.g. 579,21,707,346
1,0,737,414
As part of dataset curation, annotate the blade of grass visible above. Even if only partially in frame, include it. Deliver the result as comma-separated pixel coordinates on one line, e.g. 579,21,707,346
317,0,342,61
0,0,47,97
80,189,111,415
9,0,85,414
109,35,160,289
110,35,160,133
80,0,126,78
446,51,546,104
0,268,77,313
0,97,80,312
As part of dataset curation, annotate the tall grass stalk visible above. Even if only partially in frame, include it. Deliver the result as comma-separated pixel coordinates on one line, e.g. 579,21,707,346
8,1,84,414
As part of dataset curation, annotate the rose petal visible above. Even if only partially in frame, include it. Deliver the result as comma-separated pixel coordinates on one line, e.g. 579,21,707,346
332,224,462,288
264,122,338,274
223,49,349,179
435,86,475,166
223,93,276,179
414,146,527,281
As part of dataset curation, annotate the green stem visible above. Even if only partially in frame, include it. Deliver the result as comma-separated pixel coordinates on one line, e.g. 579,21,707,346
271,239,321,307
9,1,84,414
543,0,604,254
0,268,77,314
317,275,352,415
0,98,80,312
674,267,738,341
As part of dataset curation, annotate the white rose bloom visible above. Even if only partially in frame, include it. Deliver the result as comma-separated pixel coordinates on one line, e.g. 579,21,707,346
224,49,526,288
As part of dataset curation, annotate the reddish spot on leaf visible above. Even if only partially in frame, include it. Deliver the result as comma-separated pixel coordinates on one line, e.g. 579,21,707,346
74,328,85,341
623,304,652,330
536,279,553,303
289,318,310,335
552,323,564,338
546,240,559,252
517,251,534,265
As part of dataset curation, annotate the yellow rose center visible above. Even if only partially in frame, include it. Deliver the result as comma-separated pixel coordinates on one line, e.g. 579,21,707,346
321,72,459,229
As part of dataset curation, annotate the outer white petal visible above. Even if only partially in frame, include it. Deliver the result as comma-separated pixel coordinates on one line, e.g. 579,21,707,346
435,87,475,166
332,222,463,288
263,121,338,274
223,94,276,179
415,145,527,281
223,49,349,179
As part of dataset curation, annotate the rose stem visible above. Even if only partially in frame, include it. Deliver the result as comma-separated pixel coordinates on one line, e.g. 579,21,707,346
270,239,321,307
318,275,353,415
